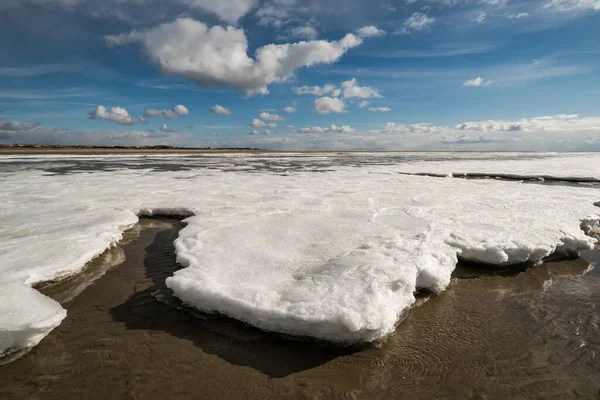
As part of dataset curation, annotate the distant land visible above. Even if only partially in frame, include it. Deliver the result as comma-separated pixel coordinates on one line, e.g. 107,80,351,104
0,144,264,154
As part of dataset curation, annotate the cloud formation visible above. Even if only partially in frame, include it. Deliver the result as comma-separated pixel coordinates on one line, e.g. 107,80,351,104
356,26,386,38
283,106,296,113
341,78,382,98
259,112,284,121
159,123,179,133
396,13,435,34
368,107,391,112
296,124,355,134
544,0,600,12
313,97,346,114
293,84,339,96
89,105,138,125
210,104,232,115
106,18,363,95
463,76,493,87
144,104,189,119
250,119,277,128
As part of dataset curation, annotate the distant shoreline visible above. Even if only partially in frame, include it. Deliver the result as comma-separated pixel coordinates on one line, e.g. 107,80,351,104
0,145,542,155
0,145,265,155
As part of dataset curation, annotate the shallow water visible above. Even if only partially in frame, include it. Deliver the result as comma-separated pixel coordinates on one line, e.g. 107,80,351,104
1,217,599,399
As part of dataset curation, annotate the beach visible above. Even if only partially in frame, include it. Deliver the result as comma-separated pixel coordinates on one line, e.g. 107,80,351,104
1,216,599,399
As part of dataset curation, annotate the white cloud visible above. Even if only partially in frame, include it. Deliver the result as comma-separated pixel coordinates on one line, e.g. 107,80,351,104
341,78,382,98
544,0,600,12
259,112,285,121
472,12,487,23
356,26,386,38
293,84,338,96
358,100,370,108
285,25,319,40
368,107,391,112
370,122,449,135
159,123,179,133
184,0,257,24
396,13,435,34
210,104,232,115
296,124,355,134
283,106,296,113
247,128,271,135
313,97,346,114
106,18,363,95
250,119,277,128
144,104,189,119
255,0,294,27
89,105,138,125
0,118,38,132
454,114,599,132
463,76,493,87
507,12,530,18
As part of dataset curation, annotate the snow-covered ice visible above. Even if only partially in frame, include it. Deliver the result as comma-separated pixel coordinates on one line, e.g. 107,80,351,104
1,153,600,359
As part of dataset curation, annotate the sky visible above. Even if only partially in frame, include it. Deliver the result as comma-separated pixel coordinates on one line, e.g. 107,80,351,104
0,0,599,151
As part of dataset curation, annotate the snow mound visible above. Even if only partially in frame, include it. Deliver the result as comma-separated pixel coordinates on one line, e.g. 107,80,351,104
167,210,457,342
0,283,66,362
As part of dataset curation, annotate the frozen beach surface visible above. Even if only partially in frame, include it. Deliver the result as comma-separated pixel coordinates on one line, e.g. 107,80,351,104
1,153,600,356
391,152,600,181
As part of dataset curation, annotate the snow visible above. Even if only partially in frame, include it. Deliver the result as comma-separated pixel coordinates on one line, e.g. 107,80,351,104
1,153,600,358
0,283,66,361
391,152,600,181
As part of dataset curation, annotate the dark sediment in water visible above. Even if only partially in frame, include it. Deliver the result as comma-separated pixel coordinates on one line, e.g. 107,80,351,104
1,217,600,399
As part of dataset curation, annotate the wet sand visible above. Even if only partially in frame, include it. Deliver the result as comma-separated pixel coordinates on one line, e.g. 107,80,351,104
1,217,599,399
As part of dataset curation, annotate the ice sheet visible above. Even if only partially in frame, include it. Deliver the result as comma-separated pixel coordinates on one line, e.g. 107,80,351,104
1,153,600,357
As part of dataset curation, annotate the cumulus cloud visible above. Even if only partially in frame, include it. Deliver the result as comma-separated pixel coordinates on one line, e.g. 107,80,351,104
313,97,346,114
296,124,355,134
144,104,189,119
259,112,285,121
89,105,139,125
396,13,435,34
210,104,232,115
341,78,382,98
106,18,363,95
463,76,493,87
293,84,339,96
283,106,296,113
358,100,370,108
356,26,386,38
368,107,391,112
250,119,277,128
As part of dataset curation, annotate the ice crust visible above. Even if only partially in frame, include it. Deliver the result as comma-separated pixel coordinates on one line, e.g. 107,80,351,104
1,153,600,356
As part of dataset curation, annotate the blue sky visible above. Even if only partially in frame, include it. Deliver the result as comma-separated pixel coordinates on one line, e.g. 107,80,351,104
1,0,600,150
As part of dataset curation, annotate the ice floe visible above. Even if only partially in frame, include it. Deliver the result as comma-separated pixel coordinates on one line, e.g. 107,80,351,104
1,153,600,358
